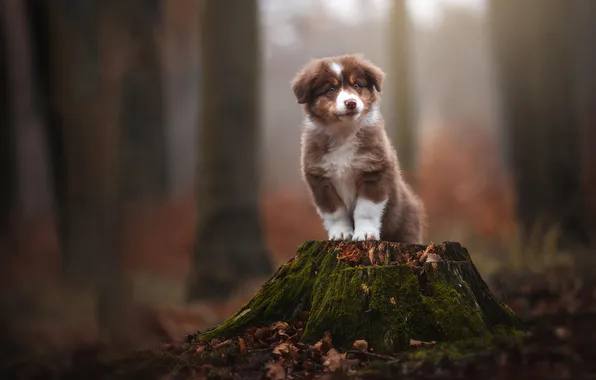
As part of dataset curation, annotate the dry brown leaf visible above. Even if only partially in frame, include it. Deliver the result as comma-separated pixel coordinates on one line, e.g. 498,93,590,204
238,337,247,354
368,247,376,264
554,326,571,340
271,321,290,330
426,253,441,263
288,345,300,360
255,327,272,341
298,311,310,321
273,342,291,355
195,345,205,354
352,339,368,350
265,361,286,380
314,331,333,354
498,352,508,367
409,339,437,347
212,339,233,350
323,348,344,372
409,339,422,347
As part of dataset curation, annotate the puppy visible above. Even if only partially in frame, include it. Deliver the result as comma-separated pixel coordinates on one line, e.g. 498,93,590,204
291,54,425,243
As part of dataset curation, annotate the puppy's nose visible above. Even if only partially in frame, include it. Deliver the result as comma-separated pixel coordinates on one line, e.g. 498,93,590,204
345,99,357,110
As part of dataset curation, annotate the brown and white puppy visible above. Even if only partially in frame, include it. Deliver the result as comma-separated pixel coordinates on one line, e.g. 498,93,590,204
291,54,425,243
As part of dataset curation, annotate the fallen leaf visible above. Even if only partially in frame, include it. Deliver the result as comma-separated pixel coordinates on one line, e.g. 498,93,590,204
498,352,508,367
368,247,376,264
271,321,290,331
255,327,273,341
390,296,397,305
409,339,436,347
298,311,310,321
273,342,290,355
212,339,233,350
314,331,333,354
323,348,344,372
554,326,571,340
265,361,286,380
238,337,247,354
426,253,441,263
352,340,368,350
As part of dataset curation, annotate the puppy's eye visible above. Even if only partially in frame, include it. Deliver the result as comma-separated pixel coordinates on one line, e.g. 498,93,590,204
353,83,360,89
328,87,336,93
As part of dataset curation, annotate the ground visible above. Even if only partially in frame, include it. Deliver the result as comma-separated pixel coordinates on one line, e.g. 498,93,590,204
2,267,596,380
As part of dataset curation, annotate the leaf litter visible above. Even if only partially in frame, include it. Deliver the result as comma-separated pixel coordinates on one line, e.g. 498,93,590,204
6,269,596,379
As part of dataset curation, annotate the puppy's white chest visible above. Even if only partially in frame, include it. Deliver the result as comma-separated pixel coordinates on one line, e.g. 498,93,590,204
320,140,358,211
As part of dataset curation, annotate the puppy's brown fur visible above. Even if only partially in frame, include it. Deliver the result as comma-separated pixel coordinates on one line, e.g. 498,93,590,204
291,54,425,243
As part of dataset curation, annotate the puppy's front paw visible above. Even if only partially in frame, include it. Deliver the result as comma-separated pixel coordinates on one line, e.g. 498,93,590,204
352,227,380,241
328,224,354,241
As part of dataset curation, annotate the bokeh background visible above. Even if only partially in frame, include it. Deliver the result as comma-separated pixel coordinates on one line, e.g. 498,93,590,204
1,0,595,359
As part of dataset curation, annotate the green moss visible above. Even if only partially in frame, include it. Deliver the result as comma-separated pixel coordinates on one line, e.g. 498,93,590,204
302,267,370,348
366,266,435,352
403,326,524,363
420,263,488,340
196,240,524,355
302,263,492,353
198,241,340,342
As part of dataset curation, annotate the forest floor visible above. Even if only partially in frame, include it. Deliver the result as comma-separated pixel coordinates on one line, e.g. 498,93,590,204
2,257,596,380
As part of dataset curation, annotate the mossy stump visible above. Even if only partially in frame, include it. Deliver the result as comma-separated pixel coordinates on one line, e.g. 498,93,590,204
196,241,524,354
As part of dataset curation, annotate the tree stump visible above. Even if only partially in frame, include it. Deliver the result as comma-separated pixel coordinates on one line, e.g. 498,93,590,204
196,241,523,354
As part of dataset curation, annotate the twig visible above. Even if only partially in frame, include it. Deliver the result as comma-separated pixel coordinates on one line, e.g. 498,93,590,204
345,350,396,362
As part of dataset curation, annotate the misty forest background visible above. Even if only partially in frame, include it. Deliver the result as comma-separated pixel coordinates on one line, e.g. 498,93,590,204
1,0,595,356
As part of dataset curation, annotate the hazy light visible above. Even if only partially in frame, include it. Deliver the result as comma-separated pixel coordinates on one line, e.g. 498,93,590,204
407,0,485,28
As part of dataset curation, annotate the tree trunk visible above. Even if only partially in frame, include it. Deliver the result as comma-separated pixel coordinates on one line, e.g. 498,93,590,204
0,7,12,233
163,0,201,197
389,0,417,177
188,0,274,301
117,1,168,202
575,0,596,242
2,0,54,221
195,241,523,354
488,0,590,249
34,0,144,346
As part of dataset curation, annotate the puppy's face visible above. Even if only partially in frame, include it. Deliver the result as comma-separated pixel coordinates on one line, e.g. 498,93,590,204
291,54,384,126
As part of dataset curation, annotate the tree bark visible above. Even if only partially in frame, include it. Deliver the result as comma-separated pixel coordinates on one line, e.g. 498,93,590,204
196,241,523,354
188,0,274,301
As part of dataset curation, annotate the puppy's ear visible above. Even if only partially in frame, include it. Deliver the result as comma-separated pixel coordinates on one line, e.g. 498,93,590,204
291,67,315,104
361,60,385,92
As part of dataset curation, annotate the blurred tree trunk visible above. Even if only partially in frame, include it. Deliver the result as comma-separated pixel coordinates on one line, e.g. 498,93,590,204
575,0,596,240
163,0,201,197
28,0,171,346
118,3,168,202
0,8,12,233
389,0,416,176
188,0,273,301
489,0,590,249
2,0,54,223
